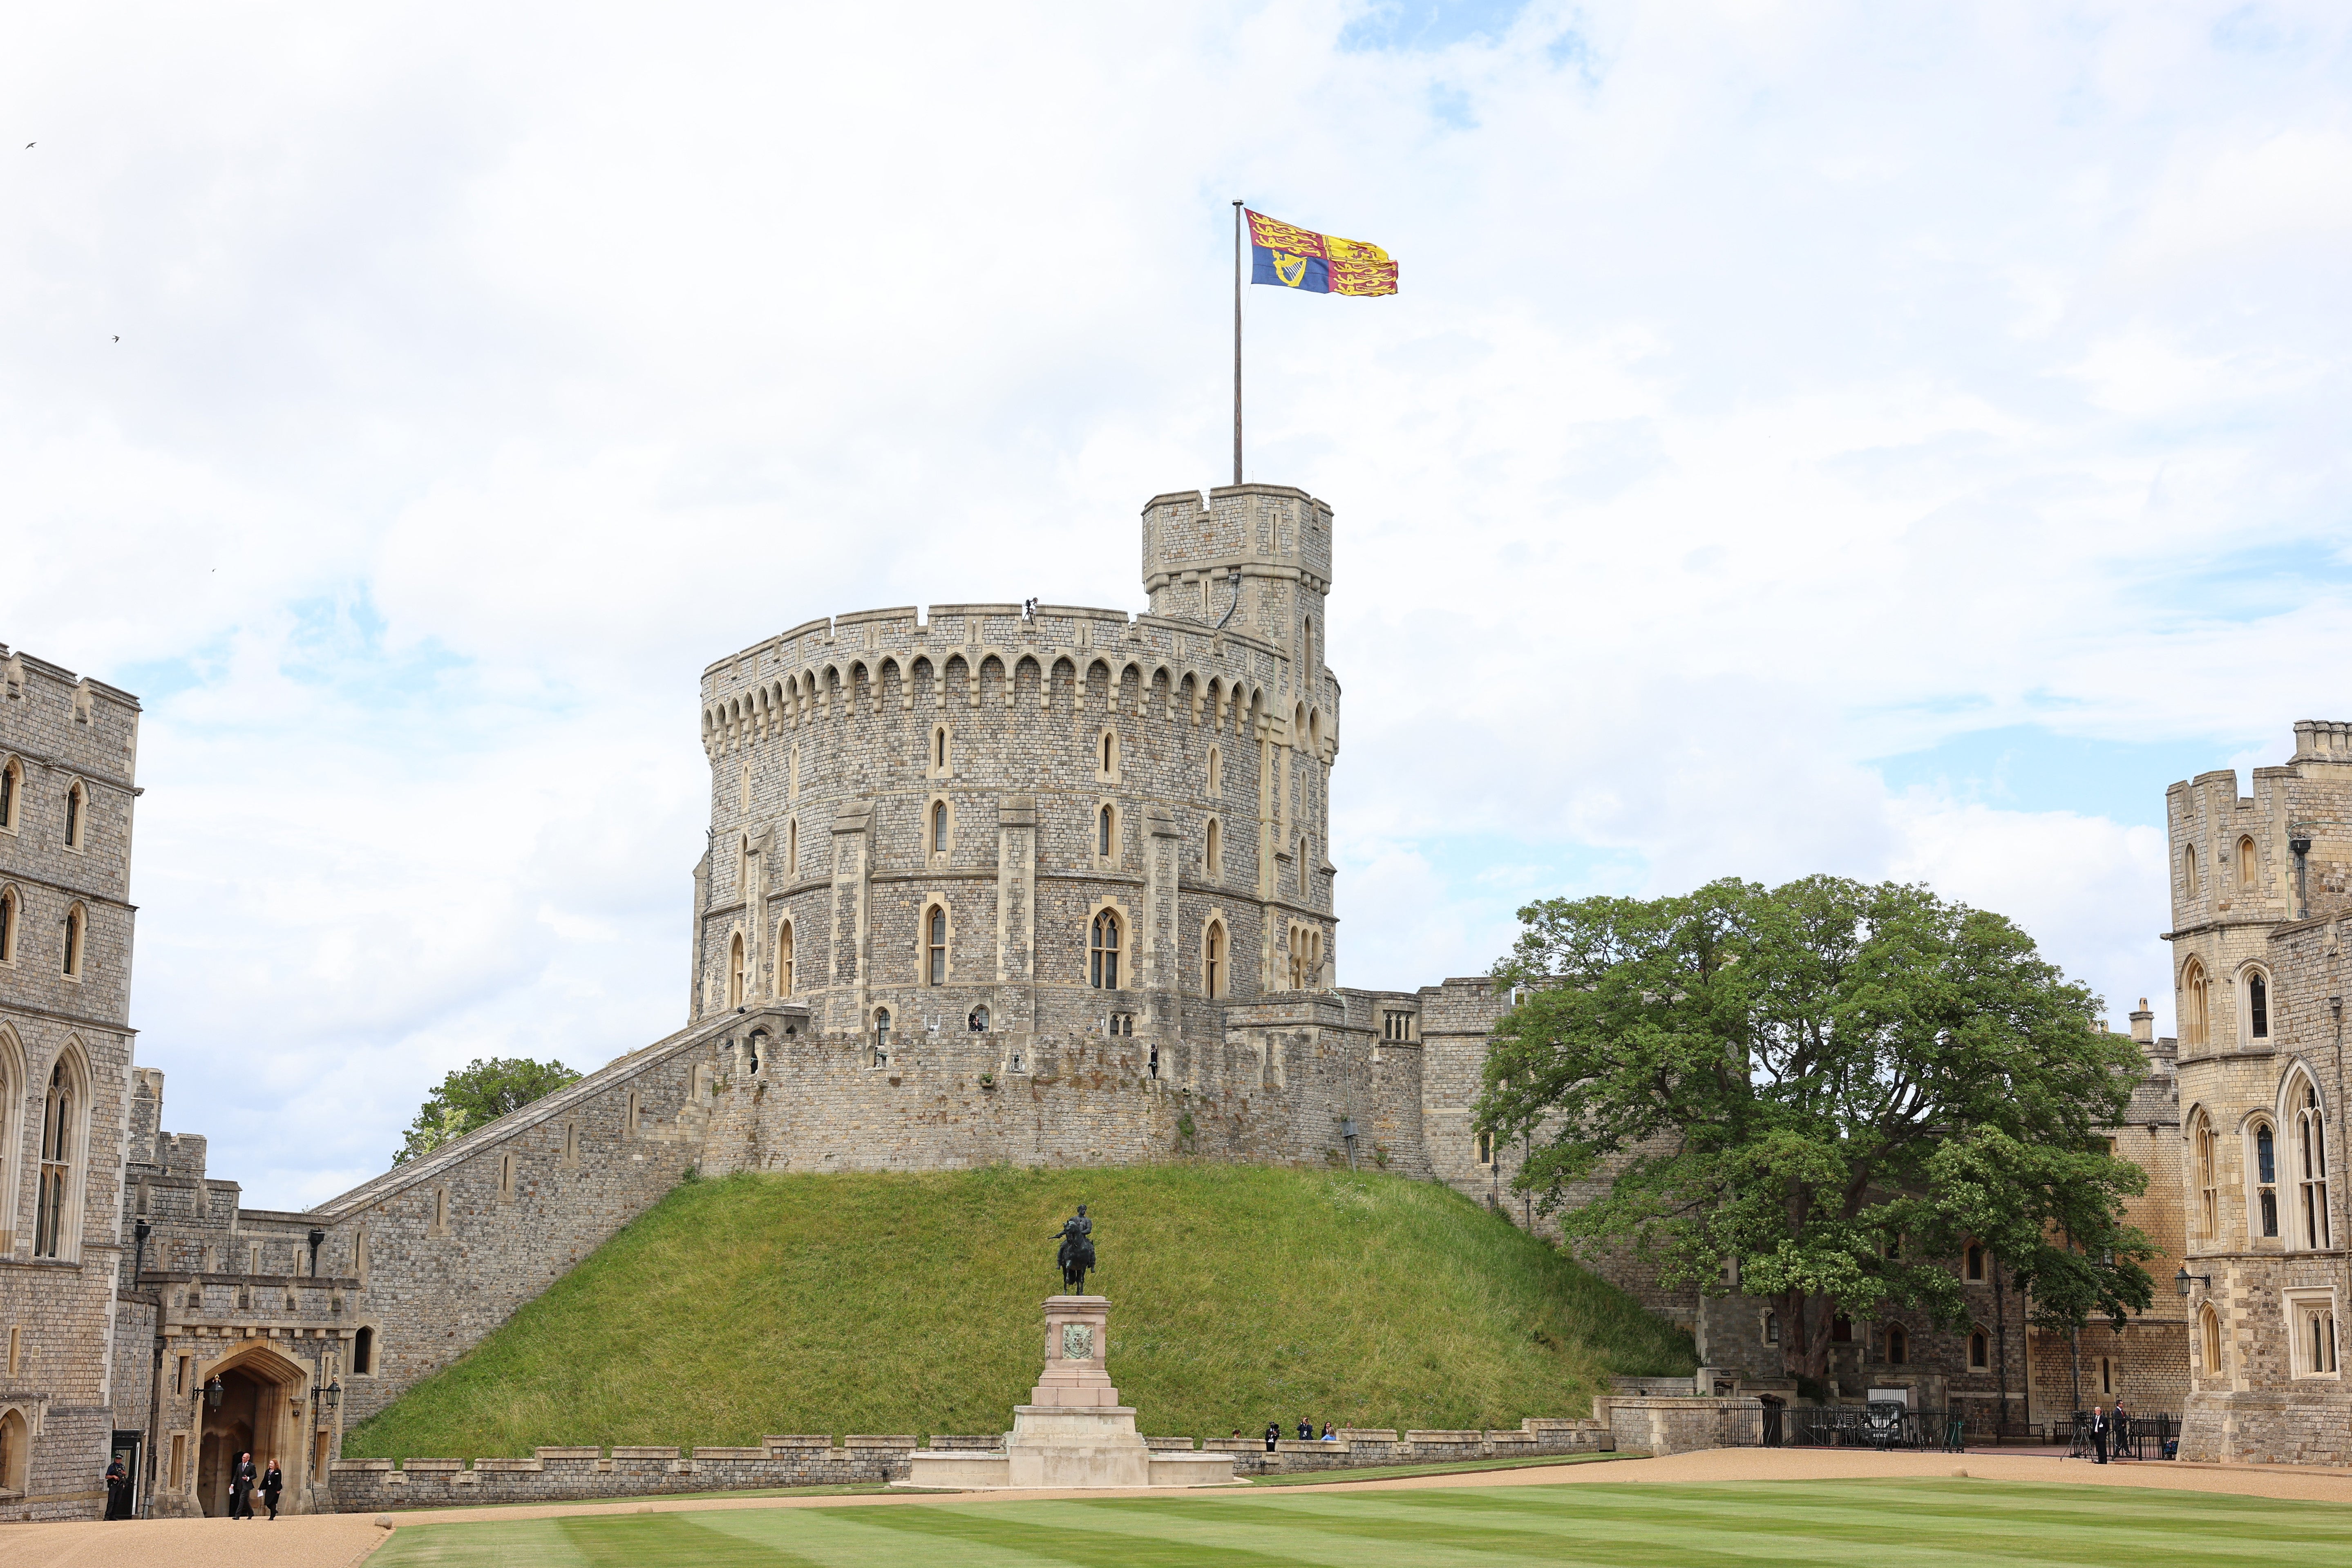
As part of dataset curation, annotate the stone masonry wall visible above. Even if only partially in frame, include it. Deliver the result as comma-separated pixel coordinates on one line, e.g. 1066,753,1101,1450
0,646,142,1521
328,1417,1617,1510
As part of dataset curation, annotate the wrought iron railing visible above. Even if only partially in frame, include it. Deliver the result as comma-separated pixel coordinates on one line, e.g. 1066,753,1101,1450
1764,1402,1963,1452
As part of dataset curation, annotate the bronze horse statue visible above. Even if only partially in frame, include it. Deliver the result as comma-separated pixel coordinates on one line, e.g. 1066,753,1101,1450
1053,1204,1096,1293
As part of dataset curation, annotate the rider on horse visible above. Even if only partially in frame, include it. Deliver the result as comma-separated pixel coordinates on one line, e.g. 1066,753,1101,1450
1054,1204,1096,1292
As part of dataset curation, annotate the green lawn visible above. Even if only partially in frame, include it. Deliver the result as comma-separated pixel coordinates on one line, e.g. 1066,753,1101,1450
371,1480,2352,1568
345,1165,1692,1459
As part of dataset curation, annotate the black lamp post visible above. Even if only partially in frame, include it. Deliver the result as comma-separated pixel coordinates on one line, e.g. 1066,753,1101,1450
311,1377,341,1416
2175,1266,2212,1297
204,1375,224,1411
132,1217,151,1282
307,1228,325,1279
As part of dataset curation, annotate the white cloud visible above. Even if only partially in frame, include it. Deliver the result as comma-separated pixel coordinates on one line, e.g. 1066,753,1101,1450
7,0,2350,1199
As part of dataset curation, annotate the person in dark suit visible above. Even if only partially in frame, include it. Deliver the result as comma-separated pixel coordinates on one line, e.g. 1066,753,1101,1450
2109,1398,2131,1460
259,1457,284,1519
1263,1421,1279,1452
2090,1404,2109,1463
103,1456,131,1519
228,1451,257,1517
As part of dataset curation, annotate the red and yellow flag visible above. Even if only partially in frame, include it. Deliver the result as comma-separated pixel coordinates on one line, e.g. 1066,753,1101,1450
1246,210,1398,297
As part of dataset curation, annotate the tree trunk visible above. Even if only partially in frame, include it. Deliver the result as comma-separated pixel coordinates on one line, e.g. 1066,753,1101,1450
1784,1288,1836,1384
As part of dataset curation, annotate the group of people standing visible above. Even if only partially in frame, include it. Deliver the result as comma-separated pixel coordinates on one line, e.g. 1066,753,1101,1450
2084,1399,2134,1463
1259,1420,1337,1449
103,1451,283,1519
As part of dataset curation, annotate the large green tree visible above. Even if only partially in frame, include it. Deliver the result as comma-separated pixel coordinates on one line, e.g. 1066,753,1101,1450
393,1056,582,1165
1479,875,2155,1383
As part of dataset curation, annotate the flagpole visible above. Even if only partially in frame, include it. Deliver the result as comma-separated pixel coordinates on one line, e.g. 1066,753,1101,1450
1232,199,1244,487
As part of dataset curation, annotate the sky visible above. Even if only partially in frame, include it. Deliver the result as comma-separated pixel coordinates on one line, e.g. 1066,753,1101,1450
7,1,2352,1206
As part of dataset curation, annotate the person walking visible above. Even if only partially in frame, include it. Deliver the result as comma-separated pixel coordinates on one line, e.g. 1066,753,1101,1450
2089,1404,2109,1464
228,1451,257,1518
2109,1398,2132,1461
259,1457,284,1520
103,1456,131,1519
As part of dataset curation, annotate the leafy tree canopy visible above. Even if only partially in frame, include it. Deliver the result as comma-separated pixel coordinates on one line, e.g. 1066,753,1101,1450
394,1056,583,1166
1479,875,2155,1380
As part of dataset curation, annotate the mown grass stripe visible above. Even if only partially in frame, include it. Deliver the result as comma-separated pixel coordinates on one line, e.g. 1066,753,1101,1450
556,1512,835,1568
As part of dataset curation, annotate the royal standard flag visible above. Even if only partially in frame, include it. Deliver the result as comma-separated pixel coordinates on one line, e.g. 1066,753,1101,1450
1247,210,1398,297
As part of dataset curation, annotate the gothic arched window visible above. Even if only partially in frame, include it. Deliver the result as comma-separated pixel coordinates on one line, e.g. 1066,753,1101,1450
2182,958,2210,1049
2296,1079,2331,1249
927,906,948,986
2239,835,2257,890
2191,1110,2218,1239
2253,1120,2280,1237
1090,910,1121,990
727,933,746,1007
2247,968,2271,1041
1203,919,1226,999
34,1059,78,1259
776,922,794,998
932,800,949,854
1099,804,1115,859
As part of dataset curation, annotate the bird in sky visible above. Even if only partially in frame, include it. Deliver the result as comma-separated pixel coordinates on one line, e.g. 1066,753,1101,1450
112,336,119,343
23,143,32,150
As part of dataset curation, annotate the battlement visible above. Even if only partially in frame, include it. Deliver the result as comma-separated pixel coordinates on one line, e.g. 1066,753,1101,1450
2289,720,2352,763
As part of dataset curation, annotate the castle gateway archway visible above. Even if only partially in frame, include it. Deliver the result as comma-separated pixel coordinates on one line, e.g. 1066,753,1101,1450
192,1343,309,1517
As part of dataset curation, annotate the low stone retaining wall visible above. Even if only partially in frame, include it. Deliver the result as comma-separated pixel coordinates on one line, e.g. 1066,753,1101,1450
328,1416,1621,1509
1596,1396,1764,1456
329,1436,919,1511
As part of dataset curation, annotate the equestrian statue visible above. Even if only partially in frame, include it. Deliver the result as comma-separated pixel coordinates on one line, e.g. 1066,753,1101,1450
1053,1204,1096,1293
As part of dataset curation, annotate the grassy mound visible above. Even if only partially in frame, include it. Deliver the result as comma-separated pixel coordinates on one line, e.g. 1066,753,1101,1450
342,1164,1695,1458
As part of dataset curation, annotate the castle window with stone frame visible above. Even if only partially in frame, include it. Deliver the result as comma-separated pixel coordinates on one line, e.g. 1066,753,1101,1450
728,932,747,1007
1965,1243,1985,1282
2182,842,2199,896
2294,1076,2331,1249
931,799,951,856
63,779,85,852
2286,1289,2339,1378
1884,1324,1909,1365
871,1008,891,1067
0,884,16,966
2251,1119,2280,1238
1090,910,1122,990
2244,966,2272,1042
2200,1301,2225,1378
1474,1130,1494,1167
1968,1327,1990,1370
1383,1009,1415,1042
776,920,794,997
353,1326,376,1376
0,1031,22,1254
1098,803,1118,861
786,818,798,878
1203,918,1227,999
2192,1111,2219,1239
2238,835,2258,891
60,902,85,980
0,756,18,833
1764,1311,1780,1345
932,724,951,776
2182,958,2210,1049
499,1152,516,1202
1206,746,1221,796
431,1188,448,1234
624,1092,639,1141
1098,729,1120,782
925,905,949,986
1205,816,1222,879
33,1056,82,1260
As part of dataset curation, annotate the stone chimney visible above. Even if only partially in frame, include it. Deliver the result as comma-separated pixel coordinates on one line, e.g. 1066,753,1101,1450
2130,998,2154,1045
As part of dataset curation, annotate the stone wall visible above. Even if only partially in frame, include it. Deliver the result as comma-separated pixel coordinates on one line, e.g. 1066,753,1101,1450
2166,727,2352,1465
0,646,143,1521
1594,1396,1764,1457
327,1417,1616,1509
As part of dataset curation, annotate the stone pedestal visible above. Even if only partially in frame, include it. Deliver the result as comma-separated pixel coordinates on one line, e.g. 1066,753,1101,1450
901,1296,1234,1490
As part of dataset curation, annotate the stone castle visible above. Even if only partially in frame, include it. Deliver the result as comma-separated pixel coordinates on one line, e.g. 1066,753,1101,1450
0,479,2341,1516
